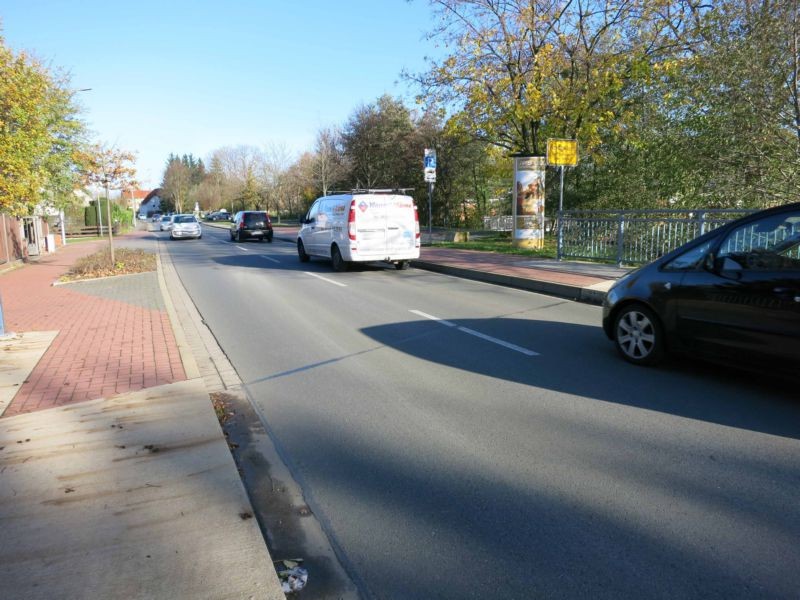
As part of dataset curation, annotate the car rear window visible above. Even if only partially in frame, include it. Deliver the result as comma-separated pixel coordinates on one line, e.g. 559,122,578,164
174,215,197,223
244,213,268,227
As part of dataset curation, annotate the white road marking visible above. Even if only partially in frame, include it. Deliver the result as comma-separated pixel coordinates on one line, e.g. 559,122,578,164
305,272,347,287
409,310,539,356
260,255,280,263
409,310,457,327
236,246,249,252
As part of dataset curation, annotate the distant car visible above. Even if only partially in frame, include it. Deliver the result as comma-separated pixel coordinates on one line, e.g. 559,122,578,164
230,211,273,242
150,213,162,223
159,215,173,231
603,202,800,374
170,214,202,240
206,211,230,222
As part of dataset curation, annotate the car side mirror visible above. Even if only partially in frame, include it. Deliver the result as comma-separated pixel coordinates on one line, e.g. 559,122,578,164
716,256,743,280
703,252,716,272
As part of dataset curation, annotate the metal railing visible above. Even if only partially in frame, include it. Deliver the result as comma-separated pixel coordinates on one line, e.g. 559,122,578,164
483,215,515,231
483,215,556,234
557,209,754,266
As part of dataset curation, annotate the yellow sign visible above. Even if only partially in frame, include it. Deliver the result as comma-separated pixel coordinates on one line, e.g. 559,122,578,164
547,139,578,166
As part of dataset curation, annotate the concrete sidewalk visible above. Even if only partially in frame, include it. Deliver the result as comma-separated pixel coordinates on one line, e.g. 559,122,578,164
0,233,284,599
0,380,282,599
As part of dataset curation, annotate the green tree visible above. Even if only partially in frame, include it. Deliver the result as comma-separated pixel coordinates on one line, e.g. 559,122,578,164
587,0,800,209
0,34,86,215
341,95,420,190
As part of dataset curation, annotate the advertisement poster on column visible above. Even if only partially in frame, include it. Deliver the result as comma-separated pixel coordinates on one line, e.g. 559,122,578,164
513,156,546,247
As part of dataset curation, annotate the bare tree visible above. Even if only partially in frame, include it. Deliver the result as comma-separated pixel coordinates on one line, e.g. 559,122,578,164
260,142,294,216
210,145,263,212
312,126,347,196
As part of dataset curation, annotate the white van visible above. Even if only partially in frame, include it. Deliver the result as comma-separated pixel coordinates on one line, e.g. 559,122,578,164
297,192,420,271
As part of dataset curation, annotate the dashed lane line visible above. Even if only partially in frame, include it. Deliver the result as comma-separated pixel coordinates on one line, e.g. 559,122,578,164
305,272,347,287
409,309,539,356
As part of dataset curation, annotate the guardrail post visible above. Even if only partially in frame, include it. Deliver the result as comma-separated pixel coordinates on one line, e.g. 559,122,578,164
698,211,707,236
616,212,625,267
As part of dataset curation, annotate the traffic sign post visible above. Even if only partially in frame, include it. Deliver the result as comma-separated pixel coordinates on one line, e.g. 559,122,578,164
547,139,578,261
424,149,437,241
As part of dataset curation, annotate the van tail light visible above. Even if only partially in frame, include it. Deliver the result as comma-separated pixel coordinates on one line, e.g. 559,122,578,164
239,220,245,229
348,200,357,241
414,205,420,246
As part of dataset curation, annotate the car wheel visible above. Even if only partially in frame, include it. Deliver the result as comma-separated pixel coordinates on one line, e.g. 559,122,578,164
613,303,665,366
235,231,241,242
395,260,410,270
229,232,234,241
297,240,310,263
267,233,273,243
197,235,202,240
331,245,348,272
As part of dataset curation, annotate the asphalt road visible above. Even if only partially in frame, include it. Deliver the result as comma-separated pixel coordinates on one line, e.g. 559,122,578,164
161,223,800,600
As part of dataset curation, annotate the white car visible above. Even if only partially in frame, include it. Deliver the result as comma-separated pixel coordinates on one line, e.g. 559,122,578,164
159,215,173,231
297,191,420,271
170,214,202,240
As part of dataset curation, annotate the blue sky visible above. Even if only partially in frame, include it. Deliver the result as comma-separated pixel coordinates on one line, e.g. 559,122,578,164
2,0,441,187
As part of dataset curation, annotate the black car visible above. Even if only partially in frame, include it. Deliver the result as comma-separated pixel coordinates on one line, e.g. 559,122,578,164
230,211,273,242
603,202,800,372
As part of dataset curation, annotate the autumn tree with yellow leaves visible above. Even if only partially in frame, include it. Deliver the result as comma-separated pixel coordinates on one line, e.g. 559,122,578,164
410,0,691,155
0,34,87,216
411,0,799,209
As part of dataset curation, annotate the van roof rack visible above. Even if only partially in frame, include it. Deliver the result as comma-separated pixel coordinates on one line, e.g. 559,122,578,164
328,188,415,195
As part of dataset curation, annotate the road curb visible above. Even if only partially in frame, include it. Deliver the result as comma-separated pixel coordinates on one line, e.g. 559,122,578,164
156,253,201,379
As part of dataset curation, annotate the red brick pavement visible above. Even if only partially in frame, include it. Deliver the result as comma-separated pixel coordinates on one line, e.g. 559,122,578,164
0,234,186,416
418,247,612,287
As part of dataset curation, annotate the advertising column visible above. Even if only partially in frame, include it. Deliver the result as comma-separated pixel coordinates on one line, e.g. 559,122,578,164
513,155,546,249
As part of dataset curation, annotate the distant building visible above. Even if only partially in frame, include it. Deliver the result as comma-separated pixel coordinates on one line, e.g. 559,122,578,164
123,189,152,211
137,189,163,218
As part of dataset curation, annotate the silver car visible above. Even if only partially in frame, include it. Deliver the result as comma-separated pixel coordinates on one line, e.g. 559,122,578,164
169,214,202,240
159,215,173,231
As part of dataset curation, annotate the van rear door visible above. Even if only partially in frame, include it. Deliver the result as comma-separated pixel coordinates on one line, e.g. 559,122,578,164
353,196,388,256
354,195,416,258
385,195,417,255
